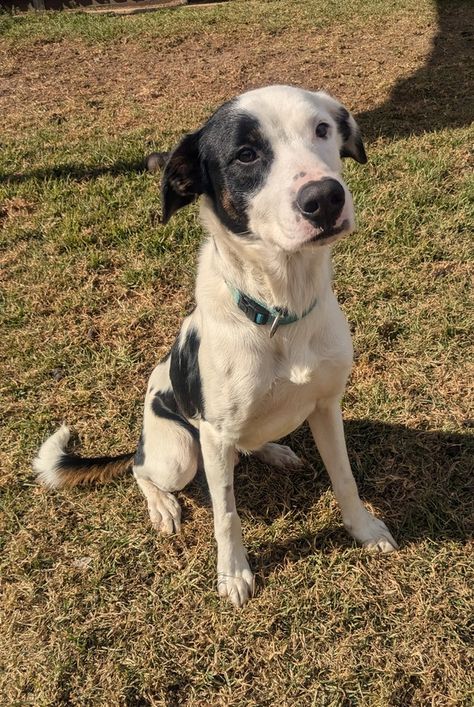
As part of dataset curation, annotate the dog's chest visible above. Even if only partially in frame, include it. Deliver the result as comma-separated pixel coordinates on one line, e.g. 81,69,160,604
234,382,315,451
210,329,351,450
273,339,318,386
241,347,328,442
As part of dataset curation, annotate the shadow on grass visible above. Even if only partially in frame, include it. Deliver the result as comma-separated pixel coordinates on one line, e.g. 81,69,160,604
188,418,473,577
357,0,474,139
3,3,473,188
0,158,147,184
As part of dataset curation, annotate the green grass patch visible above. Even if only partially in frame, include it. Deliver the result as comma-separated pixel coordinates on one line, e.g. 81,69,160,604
1,0,422,46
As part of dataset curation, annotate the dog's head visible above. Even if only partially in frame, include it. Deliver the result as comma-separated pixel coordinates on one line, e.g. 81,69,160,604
160,85,367,252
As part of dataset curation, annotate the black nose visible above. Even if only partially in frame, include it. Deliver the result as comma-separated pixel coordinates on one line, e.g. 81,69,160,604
296,178,345,229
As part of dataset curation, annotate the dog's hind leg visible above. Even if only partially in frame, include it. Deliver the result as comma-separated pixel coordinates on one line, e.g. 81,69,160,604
254,442,303,469
133,419,199,535
133,361,200,534
134,476,183,534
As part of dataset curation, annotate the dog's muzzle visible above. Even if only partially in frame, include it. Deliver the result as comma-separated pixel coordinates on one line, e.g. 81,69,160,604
296,178,345,231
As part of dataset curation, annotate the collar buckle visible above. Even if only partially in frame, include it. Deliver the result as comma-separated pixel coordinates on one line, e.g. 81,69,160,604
229,283,317,335
236,292,270,325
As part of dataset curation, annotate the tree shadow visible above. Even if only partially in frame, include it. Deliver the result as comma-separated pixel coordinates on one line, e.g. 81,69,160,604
357,0,474,140
188,418,473,577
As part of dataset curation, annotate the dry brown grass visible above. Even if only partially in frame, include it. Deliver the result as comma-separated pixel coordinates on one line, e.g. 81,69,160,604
1,1,473,705
0,5,436,140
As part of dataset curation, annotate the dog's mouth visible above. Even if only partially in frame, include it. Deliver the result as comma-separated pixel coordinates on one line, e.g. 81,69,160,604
307,219,349,244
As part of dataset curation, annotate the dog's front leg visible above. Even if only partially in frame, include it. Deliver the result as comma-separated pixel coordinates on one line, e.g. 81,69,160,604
200,421,254,607
308,398,398,552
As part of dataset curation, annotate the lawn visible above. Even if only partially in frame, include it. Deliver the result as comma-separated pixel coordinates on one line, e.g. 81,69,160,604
0,1,473,705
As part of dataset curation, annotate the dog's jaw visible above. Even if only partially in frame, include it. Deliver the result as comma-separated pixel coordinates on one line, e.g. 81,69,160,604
199,196,334,318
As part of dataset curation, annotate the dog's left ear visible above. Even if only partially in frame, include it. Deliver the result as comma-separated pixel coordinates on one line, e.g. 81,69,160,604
335,106,367,164
161,130,203,224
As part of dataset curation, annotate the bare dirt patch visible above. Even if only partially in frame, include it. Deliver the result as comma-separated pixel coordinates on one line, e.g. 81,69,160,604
1,10,437,140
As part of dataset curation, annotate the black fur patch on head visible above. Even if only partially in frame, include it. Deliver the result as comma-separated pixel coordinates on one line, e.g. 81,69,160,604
151,389,200,440
335,107,352,143
170,328,204,420
199,106,274,234
161,101,274,233
335,107,367,164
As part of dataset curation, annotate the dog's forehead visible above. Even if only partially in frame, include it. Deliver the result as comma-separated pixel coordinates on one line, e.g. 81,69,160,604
235,85,333,139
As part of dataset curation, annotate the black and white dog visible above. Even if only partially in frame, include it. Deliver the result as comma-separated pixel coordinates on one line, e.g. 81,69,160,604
34,85,398,607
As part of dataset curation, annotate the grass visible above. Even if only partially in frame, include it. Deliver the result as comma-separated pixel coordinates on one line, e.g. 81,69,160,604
1,0,473,704
0,0,420,46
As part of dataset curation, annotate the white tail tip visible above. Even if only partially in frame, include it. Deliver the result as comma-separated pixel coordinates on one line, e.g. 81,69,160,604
33,425,71,489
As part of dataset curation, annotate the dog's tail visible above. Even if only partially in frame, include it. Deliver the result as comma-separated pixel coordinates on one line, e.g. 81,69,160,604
33,425,135,489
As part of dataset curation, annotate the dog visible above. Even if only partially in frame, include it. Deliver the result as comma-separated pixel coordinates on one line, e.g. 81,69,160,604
34,85,398,607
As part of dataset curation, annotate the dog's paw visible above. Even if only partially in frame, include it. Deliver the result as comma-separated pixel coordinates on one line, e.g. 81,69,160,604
217,570,255,608
254,442,303,470
345,510,398,553
217,555,254,607
148,489,182,535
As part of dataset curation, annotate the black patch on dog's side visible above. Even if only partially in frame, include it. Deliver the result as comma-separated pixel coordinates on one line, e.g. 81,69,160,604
134,433,145,466
199,106,274,234
170,328,204,421
151,388,200,440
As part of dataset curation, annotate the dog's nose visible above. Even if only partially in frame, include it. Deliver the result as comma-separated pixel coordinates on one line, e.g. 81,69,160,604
296,178,345,228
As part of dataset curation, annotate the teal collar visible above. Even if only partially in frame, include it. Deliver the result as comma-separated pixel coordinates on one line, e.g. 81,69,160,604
227,283,317,337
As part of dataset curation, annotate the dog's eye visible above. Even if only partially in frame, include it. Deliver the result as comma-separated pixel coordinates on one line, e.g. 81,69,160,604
236,147,258,163
315,122,330,138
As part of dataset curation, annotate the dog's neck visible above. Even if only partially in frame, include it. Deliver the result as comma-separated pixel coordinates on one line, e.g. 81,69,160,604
199,201,333,316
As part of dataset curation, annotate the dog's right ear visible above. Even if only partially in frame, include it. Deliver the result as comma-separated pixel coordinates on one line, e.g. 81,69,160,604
161,131,203,224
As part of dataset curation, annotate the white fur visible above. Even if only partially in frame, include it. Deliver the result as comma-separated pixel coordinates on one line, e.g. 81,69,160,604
133,87,398,607
133,354,200,510
34,87,397,608
238,86,356,252
33,424,71,488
